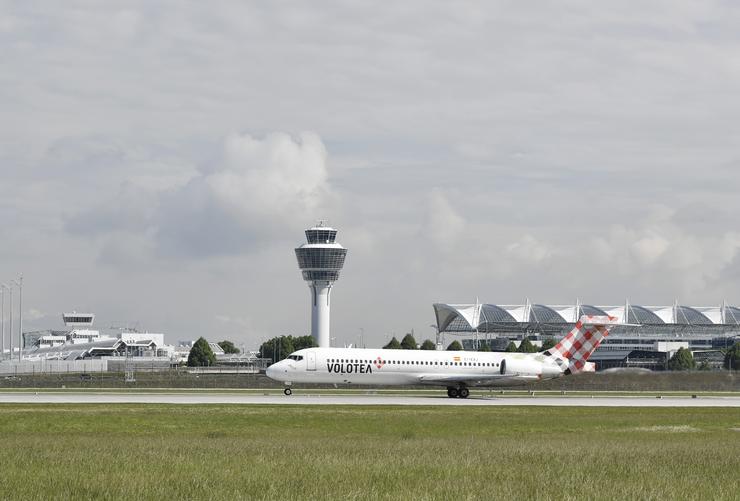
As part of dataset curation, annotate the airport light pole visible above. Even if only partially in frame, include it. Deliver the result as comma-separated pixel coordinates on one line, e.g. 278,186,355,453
0,285,7,360
7,284,12,361
13,275,22,361
429,324,440,347
0,284,6,360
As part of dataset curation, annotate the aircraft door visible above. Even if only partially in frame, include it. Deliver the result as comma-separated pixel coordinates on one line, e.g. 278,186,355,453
307,352,316,371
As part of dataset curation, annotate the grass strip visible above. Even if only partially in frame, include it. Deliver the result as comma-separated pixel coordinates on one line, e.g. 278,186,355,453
0,404,737,500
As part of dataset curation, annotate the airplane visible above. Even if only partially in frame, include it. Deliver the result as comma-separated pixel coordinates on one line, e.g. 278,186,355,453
266,315,617,398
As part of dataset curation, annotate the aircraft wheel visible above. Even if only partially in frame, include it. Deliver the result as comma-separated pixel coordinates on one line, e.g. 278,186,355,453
284,388,292,396
447,387,459,398
458,387,470,399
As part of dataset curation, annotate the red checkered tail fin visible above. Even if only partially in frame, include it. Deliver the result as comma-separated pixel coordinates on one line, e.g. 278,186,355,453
542,315,618,374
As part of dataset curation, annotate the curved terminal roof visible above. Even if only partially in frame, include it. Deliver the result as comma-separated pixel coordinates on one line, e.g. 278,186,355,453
627,305,664,325
433,302,740,332
724,306,740,324
530,304,565,324
480,304,517,324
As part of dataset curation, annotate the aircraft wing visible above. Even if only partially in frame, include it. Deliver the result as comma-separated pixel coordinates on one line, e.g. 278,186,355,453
416,373,538,387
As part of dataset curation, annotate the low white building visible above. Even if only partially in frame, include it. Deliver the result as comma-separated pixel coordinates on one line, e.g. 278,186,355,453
654,341,690,358
68,329,103,344
38,335,67,348
20,312,174,362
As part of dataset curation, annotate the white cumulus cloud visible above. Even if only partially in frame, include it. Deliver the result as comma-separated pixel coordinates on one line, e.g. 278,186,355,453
424,190,466,251
207,131,330,228
630,233,670,266
154,131,336,257
506,235,552,265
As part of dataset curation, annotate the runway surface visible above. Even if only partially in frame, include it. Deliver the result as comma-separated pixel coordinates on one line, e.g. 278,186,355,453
0,392,739,407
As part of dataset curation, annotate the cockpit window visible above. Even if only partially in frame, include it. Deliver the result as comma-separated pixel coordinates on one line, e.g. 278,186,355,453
286,355,304,361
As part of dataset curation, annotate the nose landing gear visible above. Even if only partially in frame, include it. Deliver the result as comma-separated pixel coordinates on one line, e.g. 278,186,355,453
283,388,292,396
446,386,469,399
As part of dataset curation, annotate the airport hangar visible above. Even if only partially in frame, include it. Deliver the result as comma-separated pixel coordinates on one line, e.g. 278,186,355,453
433,301,740,370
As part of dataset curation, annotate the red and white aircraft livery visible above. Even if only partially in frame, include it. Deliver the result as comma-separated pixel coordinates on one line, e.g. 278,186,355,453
266,315,617,398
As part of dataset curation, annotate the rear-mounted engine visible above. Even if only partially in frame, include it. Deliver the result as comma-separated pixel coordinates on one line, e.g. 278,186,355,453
501,358,561,377
499,358,543,376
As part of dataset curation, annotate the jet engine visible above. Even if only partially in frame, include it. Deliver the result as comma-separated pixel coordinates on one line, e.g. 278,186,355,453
500,358,563,377
500,358,543,376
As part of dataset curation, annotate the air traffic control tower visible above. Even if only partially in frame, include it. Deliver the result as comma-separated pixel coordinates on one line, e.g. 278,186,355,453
295,222,347,348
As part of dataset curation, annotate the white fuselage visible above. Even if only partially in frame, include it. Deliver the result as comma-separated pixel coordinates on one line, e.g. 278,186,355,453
265,347,565,388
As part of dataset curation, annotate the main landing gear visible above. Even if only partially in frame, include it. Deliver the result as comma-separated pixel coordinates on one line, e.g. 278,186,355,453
283,388,292,396
446,386,469,399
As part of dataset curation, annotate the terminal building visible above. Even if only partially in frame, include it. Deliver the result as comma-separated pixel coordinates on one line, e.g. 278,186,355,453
21,312,171,363
433,301,740,370
2,312,268,375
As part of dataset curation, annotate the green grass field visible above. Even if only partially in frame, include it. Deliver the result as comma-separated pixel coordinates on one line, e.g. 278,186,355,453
0,405,737,500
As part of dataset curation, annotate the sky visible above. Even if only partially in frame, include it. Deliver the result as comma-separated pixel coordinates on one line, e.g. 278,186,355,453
2,1,740,348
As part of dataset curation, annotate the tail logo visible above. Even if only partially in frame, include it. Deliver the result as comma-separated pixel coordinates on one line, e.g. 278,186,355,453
549,315,617,374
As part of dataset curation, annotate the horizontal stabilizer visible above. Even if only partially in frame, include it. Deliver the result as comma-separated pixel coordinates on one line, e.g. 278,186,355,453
579,315,620,327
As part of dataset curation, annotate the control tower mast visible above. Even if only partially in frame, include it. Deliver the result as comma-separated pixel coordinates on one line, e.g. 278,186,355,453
295,222,347,348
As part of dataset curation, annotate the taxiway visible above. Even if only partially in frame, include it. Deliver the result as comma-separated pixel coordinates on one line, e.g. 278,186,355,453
0,392,738,407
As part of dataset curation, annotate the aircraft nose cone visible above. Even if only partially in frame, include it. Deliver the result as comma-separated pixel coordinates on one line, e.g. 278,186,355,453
266,364,277,380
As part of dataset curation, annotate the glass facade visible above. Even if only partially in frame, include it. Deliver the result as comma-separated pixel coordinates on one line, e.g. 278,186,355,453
444,316,478,332
305,229,337,244
675,305,712,325
725,307,740,324
65,316,93,323
301,270,341,281
63,315,94,324
579,305,608,317
480,304,517,323
627,305,664,324
529,304,566,324
295,247,347,269
295,247,347,282
433,303,740,349
434,302,740,364
477,305,518,332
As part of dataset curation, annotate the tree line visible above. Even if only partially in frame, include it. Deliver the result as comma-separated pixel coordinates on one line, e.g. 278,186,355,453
665,343,740,371
381,333,557,353
259,335,317,362
186,338,242,367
